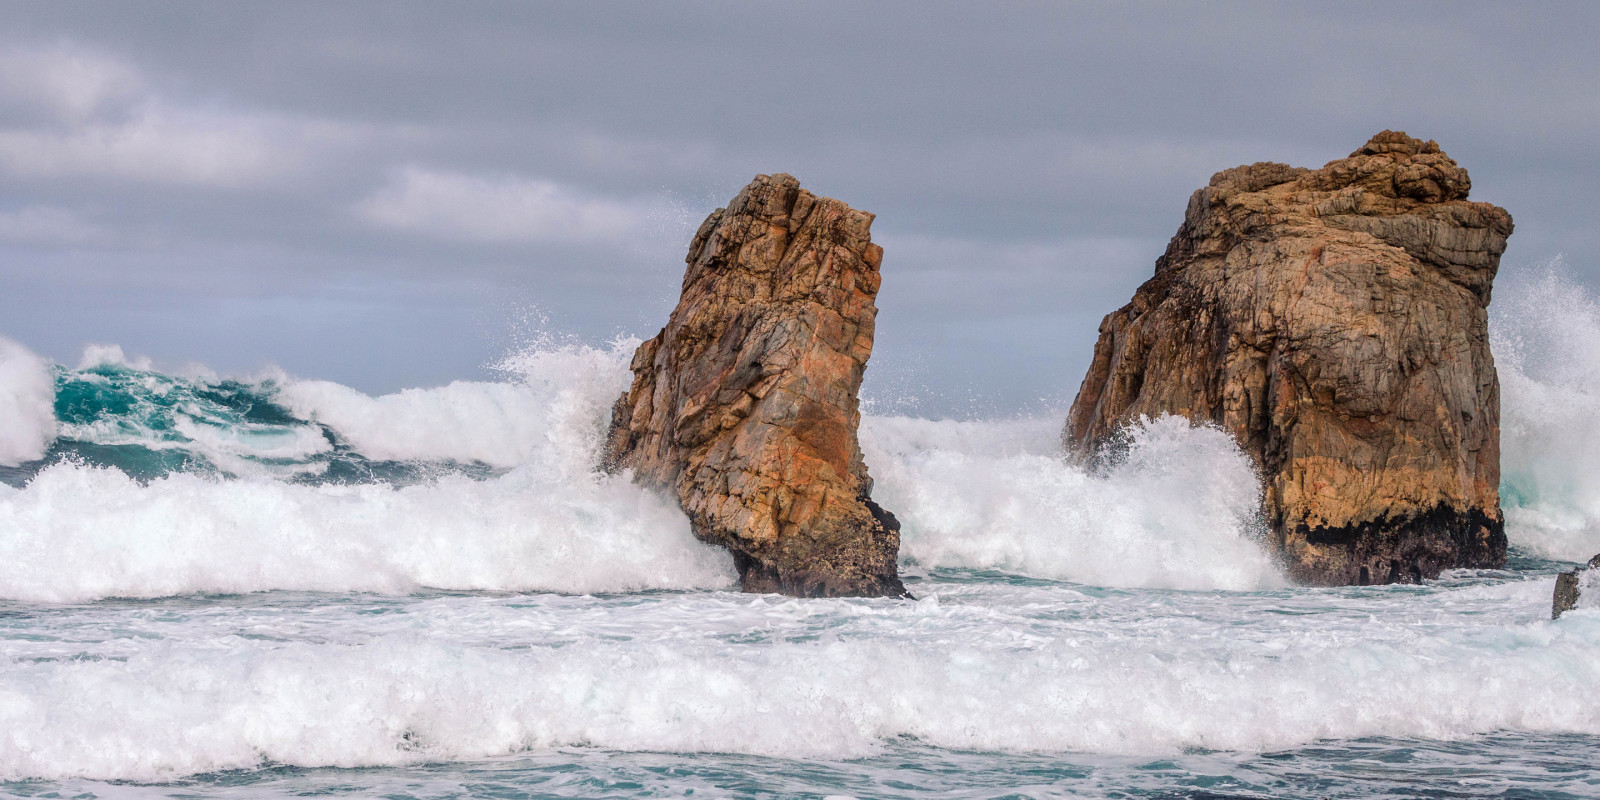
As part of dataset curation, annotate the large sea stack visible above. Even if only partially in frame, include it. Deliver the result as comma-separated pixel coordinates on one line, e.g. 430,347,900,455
604,174,906,598
1065,131,1513,585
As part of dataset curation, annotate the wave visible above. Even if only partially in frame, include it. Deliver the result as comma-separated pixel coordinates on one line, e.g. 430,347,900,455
1494,261,1600,562
2,581,1597,781
0,338,56,467
275,338,635,468
0,461,734,603
864,414,1280,590
0,336,734,602
1,337,642,484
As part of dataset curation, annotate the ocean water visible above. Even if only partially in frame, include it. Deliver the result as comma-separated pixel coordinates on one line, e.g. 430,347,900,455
1,265,1598,798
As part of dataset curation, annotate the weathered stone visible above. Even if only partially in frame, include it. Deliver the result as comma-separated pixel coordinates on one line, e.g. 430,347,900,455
603,173,906,598
1065,131,1513,586
1552,554,1600,619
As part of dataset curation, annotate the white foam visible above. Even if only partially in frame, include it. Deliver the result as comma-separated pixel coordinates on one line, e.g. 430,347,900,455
0,336,57,466
275,338,635,468
863,413,1280,590
1493,262,1600,562
75,342,152,371
1,581,1597,782
0,460,733,602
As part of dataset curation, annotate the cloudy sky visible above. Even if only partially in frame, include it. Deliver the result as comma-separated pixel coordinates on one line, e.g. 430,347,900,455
1,2,1595,415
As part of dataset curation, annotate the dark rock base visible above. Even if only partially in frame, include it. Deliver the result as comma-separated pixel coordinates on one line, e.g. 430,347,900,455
1285,504,1507,586
718,498,908,598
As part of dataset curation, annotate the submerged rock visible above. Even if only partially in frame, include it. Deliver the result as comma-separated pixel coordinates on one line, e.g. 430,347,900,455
1553,554,1600,619
1065,131,1513,585
603,174,906,598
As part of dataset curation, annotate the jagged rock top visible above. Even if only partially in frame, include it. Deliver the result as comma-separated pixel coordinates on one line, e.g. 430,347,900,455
1173,130,1511,300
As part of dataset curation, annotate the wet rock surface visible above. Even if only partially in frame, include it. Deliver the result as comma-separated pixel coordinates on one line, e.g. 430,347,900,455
1066,131,1513,585
1553,554,1600,619
604,174,905,598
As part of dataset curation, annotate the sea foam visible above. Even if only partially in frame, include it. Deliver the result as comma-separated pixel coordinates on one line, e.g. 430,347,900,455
0,462,734,602
864,414,1279,590
1495,262,1600,562
1,579,1596,782
0,336,734,602
273,337,635,468
0,337,57,466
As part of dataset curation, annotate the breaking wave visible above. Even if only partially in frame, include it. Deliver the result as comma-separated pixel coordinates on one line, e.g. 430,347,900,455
0,337,736,602
0,337,56,467
1494,261,1600,562
863,414,1280,590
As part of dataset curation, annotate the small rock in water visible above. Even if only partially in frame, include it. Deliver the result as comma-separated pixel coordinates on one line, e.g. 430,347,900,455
1552,553,1600,619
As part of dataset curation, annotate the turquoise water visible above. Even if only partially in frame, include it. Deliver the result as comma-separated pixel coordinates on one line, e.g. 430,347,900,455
0,362,500,488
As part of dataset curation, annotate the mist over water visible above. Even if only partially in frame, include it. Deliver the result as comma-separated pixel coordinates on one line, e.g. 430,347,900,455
1,262,1599,796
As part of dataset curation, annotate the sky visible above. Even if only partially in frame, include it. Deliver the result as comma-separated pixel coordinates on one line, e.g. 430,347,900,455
1,2,1596,416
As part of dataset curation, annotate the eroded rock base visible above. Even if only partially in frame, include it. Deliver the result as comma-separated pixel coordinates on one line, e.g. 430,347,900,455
1287,505,1507,586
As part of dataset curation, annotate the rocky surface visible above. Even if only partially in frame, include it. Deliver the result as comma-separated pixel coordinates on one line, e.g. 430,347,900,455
1552,554,1600,619
1065,131,1513,585
603,174,906,597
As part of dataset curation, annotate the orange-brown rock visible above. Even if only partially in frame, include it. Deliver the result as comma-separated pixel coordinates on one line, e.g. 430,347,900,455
603,173,906,597
1065,131,1513,585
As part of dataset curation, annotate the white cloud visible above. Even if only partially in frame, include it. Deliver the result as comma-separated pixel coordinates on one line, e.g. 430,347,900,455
355,166,653,244
0,42,365,188
0,42,143,122
0,206,104,245
0,103,355,188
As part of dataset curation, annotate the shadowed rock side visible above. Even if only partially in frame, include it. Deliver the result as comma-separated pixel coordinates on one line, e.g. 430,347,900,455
1065,131,1512,586
603,174,906,598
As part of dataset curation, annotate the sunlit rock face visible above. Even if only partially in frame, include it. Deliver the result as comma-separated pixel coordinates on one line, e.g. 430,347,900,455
605,174,906,598
1067,131,1513,586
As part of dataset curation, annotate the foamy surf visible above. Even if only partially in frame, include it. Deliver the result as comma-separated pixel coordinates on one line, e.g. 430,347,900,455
0,577,1595,782
0,337,56,467
1495,262,1600,562
864,414,1280,590
0,461,735,603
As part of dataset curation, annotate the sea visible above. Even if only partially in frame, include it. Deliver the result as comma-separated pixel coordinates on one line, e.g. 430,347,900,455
0,265,1597,799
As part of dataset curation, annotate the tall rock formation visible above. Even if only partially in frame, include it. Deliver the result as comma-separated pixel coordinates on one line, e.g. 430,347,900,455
604,174,906,598
1065,131,1513,585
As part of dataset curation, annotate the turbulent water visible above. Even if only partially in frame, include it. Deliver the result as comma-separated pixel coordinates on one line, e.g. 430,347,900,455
1,265,1598,798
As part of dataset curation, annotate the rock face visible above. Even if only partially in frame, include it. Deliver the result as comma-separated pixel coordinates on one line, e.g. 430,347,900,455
1552,554,1600,619
1065,131,1513,586
603,174,906,598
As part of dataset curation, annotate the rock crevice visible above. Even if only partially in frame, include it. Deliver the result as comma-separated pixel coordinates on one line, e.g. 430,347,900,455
604,173,906,598
1065,131,1512,585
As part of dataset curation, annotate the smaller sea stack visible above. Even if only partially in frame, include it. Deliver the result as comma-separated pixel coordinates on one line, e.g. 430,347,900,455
1552,554,1600,619
1066,131,1513,586
604,174,905,598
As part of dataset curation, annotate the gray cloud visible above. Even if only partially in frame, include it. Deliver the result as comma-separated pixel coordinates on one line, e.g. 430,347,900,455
0,1,1596,409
